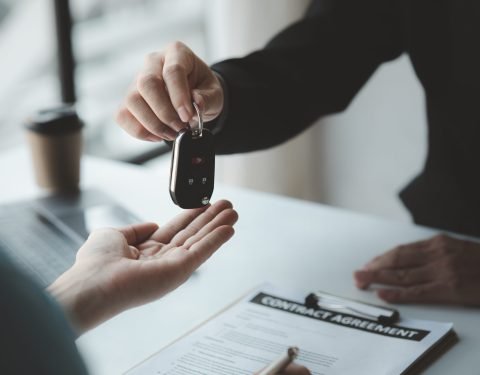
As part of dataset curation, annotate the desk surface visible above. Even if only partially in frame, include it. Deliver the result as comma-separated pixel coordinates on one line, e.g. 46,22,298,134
1,148,478,374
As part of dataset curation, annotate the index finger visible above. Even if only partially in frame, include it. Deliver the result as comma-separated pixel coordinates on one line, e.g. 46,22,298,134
363,238,432,270
168,200,234,247
150,200,233,244
163,42,195,122
150,205,210,244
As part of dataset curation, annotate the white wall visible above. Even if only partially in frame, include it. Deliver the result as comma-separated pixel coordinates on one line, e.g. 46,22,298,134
206,0,427,222
314,56,427,221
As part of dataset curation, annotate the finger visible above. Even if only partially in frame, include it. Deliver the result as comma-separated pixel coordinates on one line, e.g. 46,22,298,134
191,90,207,114
118,222,159,246
192,85,223,122
278,363,311,375
363,240,431,270
125,90,178,140
354,266,432,289
116,107,163,142
163,42,195,122
168,200,234,247
137,71,185,133
183,208,238,249
144,218,237,258
183,225,235,270
150,205,211,244
376,283,453,304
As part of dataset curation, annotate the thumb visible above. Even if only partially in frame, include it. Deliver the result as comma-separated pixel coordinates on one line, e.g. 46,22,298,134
192,86,224,122
118,222,159,245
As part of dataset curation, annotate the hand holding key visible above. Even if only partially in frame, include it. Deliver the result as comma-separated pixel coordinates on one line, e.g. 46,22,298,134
115,42,224,142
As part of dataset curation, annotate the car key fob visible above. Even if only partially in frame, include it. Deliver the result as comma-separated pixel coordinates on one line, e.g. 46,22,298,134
169,103,215,209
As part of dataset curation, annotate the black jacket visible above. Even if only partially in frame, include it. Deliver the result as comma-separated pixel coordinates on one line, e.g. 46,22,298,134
211,0,480,237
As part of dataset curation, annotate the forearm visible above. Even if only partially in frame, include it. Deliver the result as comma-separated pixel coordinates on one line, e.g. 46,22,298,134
210,0,404,154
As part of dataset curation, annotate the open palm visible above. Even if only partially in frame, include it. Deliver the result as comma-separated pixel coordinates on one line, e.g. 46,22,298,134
49,200,237,333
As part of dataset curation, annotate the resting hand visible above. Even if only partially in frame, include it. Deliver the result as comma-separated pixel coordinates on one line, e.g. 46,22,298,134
116,42,224,141
354,234,480,306
254,363,311,375
48,200,237,334
277,363,311,375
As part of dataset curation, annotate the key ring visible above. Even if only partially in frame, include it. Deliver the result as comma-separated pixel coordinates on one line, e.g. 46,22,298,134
189,102,203,137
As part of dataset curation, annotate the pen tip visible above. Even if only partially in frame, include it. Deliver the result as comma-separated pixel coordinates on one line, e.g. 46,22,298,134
288,346,300,359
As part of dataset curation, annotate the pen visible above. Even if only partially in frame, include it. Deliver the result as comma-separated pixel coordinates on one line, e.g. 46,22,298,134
257,346,300,375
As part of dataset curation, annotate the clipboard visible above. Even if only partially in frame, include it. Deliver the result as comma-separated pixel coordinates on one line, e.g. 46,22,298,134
303,290,458,375
305,290,399,325
125,284,457,375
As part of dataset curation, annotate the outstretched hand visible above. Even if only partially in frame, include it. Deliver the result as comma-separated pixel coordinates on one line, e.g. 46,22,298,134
48,200,238,334
354,234,480,306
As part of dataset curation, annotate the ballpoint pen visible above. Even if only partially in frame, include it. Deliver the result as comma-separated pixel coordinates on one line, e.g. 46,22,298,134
257,347,300,375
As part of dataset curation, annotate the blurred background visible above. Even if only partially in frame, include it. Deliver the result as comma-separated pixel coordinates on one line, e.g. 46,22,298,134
0,0,427,223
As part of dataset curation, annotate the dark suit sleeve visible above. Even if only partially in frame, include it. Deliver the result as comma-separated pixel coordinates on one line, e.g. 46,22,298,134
210,0,404,154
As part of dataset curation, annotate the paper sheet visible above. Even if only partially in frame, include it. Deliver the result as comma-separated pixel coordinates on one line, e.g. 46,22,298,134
126,284,453,375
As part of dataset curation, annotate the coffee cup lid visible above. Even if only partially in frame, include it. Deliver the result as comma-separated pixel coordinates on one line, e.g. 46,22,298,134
25,105,84,135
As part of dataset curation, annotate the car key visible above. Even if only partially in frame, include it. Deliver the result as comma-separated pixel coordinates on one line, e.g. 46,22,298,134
169,102,215,209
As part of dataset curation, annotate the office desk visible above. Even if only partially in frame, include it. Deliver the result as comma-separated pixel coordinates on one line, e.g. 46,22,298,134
0,147,478,374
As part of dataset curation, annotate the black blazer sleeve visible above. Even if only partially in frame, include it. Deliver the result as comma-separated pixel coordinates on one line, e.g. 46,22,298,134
210,0,405,154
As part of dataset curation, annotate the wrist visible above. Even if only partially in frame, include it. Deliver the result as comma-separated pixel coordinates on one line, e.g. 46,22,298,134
47,264,108,335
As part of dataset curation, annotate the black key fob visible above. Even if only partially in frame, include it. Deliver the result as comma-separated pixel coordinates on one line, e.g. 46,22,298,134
169,106,215,208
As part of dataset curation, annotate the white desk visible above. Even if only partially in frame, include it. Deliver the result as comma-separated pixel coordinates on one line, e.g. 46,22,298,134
0,147,478,374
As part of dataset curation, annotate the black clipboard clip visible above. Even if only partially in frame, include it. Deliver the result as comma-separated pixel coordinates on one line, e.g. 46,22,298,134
305,291,400,325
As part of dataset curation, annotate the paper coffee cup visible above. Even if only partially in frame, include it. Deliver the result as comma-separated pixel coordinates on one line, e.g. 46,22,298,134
25,106,84,193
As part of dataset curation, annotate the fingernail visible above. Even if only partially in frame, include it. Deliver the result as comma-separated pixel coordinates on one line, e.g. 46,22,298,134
165,128,178,140
171,120,186,132
192,91,205,109
355,281,367,290
177,106,191,122
354,270,371,289
146,135,161,142
354,270,370,280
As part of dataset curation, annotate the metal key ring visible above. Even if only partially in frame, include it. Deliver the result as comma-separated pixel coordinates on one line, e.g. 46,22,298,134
190,102,203,137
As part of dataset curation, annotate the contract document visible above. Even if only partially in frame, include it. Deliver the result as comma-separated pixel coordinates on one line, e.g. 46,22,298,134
126,284,455,375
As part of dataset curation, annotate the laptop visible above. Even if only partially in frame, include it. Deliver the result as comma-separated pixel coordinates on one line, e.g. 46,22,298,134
0,189,140,287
